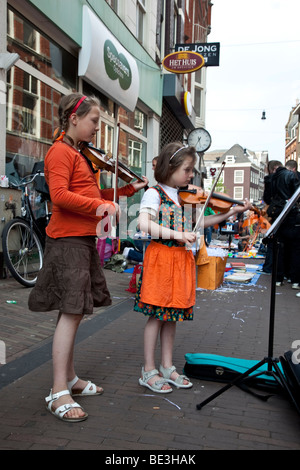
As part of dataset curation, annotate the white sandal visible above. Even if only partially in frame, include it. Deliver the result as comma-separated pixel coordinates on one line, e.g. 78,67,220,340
45,389,88,422
67,376,103,397
159,365,193,389
139,367,173,394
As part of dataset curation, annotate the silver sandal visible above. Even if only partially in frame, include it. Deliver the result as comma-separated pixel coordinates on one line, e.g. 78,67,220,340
139,367,173,394
159,365,193,389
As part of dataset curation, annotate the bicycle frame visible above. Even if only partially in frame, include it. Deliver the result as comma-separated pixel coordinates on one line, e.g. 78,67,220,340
21,184,49,249
2,171,51,287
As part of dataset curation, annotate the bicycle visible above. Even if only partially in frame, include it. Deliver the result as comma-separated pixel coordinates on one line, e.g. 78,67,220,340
2,171,51,287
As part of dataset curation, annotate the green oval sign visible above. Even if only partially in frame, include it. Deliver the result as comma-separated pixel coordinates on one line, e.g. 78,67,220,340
104,40,132,91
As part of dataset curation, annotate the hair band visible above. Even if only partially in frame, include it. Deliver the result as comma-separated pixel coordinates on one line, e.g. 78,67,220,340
70,96,87,116
169,146,187,162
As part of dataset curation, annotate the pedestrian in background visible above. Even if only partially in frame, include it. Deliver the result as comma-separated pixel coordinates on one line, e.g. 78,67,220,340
286,159,300,181
263,160,300,290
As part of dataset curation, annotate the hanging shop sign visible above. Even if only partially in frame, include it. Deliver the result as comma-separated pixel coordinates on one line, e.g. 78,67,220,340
79,6,139,112
175,43,220,67
182,91,193,117
162,51,205,74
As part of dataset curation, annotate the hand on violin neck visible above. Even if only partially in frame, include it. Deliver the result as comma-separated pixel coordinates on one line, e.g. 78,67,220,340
234,198,252,213
132,176,149,191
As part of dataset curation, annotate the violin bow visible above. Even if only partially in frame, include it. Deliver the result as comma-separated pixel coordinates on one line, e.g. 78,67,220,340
193,161,226,234
114,122,121,205
109,122,121,238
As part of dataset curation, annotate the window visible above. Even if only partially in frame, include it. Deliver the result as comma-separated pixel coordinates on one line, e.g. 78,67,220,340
6,75,62,177
186,0,190,17
129,140,143,167
23,22,37,50
137,0,146,43
225,155,235,164
194,68,203,118
105,0,118,13
134,110,145,132
6,8,78,178
234,187,244,200
173,6,178,47
234,170,244,184
7,8,77,91
22,73,38,135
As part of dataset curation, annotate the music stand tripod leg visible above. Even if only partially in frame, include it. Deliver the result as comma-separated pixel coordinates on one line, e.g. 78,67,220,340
196,358,269,410
197,235,300,414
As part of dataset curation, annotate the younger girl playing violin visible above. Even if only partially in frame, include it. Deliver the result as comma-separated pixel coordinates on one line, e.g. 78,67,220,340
134,142,251,393
29,93,147,422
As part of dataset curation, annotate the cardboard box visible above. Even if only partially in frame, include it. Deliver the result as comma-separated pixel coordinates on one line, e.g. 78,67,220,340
197,256,228,290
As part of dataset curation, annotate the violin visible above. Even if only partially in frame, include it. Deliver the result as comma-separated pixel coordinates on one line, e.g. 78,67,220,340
79,141,148,188
178,184,245,213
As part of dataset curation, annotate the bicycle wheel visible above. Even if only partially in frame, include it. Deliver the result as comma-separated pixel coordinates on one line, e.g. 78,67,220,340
2,218,44,287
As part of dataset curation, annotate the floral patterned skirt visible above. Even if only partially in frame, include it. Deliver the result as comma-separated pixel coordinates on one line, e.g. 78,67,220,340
133,241,195,322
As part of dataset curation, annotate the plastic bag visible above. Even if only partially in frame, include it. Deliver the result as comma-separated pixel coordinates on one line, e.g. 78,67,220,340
104,254,127,273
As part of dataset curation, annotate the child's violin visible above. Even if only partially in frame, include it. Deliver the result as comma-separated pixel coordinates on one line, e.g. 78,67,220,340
178,184,245,213
79,141,148,187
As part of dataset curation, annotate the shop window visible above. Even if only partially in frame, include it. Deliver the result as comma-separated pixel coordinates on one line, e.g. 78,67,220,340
6,8,77,179
22,73,38,136
6,72,61,179
129,140,142,167
7,8,77,91
83,81,115,119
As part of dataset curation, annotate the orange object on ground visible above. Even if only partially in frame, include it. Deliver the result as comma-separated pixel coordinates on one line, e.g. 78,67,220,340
197,256,228,290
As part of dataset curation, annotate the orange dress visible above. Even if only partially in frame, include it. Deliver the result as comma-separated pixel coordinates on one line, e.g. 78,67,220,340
134,185,195,321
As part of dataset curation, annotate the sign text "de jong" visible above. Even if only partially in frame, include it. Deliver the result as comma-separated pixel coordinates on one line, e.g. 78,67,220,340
175,42,220,67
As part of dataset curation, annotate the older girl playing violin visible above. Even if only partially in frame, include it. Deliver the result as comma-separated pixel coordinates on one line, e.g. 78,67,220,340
29,93,147,422
134,142,251,393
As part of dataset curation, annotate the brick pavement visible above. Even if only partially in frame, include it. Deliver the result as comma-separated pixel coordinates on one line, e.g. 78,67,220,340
0,261,300,451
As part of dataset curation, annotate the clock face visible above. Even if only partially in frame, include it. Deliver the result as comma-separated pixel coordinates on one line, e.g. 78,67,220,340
188,128,211,152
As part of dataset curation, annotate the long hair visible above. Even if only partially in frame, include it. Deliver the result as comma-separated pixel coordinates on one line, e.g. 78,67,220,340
53,93,100,142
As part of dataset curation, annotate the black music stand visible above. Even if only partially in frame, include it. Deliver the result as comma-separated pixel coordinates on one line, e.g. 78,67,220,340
196,187,300,413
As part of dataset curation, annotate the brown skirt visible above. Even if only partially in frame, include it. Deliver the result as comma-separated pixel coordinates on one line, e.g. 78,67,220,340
28,236,112,315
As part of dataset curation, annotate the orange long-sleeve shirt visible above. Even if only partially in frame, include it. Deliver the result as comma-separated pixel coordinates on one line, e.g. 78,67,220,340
45,141,136,238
